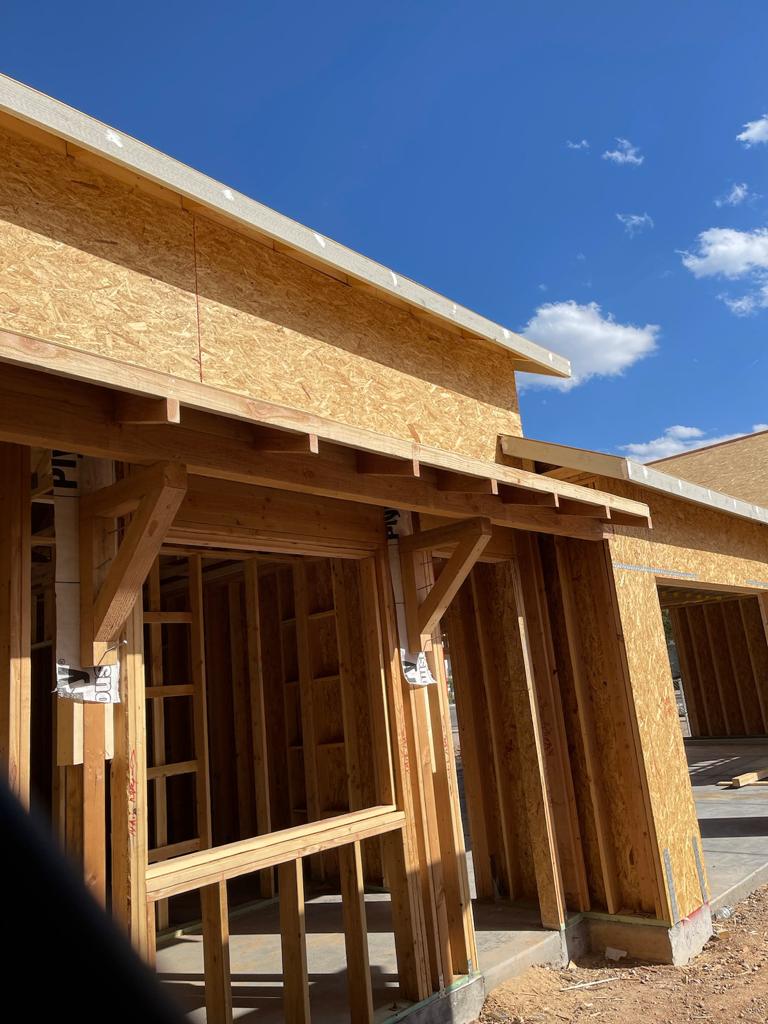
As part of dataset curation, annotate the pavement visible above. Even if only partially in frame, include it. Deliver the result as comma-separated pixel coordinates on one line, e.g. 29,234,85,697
686,737,768,910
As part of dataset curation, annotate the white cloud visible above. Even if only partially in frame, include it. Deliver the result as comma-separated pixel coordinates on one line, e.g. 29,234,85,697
681,227,768,277
720,281,768,316
518,300,659,390
617,212,654,237
737,114,768,147
621,423,768,462
602,137,644,165
714,182,751,207
566,139,590,150
681,227,768,315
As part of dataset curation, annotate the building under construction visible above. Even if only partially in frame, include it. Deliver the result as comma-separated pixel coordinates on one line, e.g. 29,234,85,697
1,74,767,1023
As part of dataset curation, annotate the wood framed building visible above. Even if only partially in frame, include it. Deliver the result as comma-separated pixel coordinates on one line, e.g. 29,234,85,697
2,73,762,1023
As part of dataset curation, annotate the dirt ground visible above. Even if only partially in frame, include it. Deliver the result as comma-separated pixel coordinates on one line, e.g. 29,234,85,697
479,887,768,1024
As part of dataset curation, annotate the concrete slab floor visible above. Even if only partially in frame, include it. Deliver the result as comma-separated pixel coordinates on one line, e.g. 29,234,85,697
686,738,768,909
156,891,561,1022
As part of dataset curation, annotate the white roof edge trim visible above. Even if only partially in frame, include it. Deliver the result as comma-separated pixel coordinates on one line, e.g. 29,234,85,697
500,434,768,528
624,460,768,527
0,73,570,379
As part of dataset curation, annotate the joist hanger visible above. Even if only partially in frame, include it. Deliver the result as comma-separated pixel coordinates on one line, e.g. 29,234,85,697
399,517,492,652
79,462,188,666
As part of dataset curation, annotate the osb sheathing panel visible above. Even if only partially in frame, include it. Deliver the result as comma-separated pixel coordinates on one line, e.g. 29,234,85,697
608,562,708,922
601,479,768,589
0,121,522,459
193,217,520,458
0,124,200,377
654,431,768,509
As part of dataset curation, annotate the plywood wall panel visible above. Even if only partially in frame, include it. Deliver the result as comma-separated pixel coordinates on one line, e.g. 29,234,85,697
610,565,708,921
0,120,524,458
193,217,520,460
603,480,768,590
0,125,201,377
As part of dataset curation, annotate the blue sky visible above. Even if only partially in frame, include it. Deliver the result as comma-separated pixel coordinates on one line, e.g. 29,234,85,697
2,2,767,458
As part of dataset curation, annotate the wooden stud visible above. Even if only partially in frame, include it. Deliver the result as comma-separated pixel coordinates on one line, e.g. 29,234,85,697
554,538,622,914
147,560,169,930
189,555,213,847
201,881,233,1024
228,581,255,837
373,548,431,1001
293,564,322,871
279,859,311,1024
110,604,150,958
704,603,745,735
339,841,374,1023
244,559,274,897
0,443,31,805
514,532,590,912
741,597,768,734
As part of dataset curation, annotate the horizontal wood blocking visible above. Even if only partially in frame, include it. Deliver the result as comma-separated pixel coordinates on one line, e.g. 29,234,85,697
114,393,180,425
145,804,405,901
253,426,319,455
142,611,193,625
356,452,420,477
0,335,652,535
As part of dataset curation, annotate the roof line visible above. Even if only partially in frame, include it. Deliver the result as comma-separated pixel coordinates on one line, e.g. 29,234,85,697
650,428,768,465
499,434,768,528
0,73,570,379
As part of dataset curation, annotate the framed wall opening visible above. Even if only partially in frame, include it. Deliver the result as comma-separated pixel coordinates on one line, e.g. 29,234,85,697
658,582,768,912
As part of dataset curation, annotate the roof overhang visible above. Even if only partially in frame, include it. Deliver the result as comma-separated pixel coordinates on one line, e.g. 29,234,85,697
0,329,650,534
0,73,570,380
500,434,768,528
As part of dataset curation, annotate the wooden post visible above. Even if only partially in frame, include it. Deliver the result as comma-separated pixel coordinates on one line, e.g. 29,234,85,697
279,858,311,1024
374,548,431,1002
244,559,274,896
0,442,31,806
201,880,233,1024
339,841,374,1023
110,604,150,959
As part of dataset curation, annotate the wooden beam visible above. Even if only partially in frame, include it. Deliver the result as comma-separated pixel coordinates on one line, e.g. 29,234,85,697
339,842,374,1023
81,460,180,520
357,452,420,477
0,443,30,805
201,881,233,1024
114,393,180,425
279,859,311,1024
253,426,319,455
436,470,498,494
